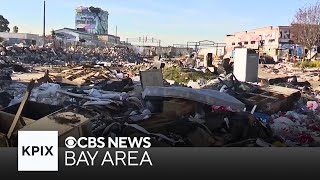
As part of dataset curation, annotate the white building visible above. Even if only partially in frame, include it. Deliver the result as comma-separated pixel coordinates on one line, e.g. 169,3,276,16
0,32,41,45
55,28,97,42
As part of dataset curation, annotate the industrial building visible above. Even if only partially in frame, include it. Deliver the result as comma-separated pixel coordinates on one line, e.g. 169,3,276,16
0,32,41,45
52,6,121,46
55,28,97,41
97,34,120,44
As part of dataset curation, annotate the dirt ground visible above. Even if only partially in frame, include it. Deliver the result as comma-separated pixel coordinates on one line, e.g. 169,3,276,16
258,65,320,88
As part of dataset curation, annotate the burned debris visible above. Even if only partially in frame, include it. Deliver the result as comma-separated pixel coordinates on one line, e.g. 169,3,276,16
1,45,320,148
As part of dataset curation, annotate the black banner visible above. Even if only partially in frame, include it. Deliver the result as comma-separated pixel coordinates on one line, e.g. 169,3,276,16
1,148,320,178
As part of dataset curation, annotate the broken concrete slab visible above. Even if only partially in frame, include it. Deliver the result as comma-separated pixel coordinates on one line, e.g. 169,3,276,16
140,69,164,89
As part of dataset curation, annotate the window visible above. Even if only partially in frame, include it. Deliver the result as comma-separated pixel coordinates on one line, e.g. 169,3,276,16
251,41,255,44
232,42,235,45
244,41,248,45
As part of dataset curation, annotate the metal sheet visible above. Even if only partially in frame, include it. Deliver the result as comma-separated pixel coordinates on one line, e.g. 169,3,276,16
142,86,245,111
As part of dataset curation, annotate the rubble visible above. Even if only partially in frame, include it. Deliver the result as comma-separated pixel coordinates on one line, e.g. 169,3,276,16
1,44,320,147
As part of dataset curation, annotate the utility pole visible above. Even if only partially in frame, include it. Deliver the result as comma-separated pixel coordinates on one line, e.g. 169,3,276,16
142,36,144,46
115,26,118,44
43,0,46,45
158,40,161,56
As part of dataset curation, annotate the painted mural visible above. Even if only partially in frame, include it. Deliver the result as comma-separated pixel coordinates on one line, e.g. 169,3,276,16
75,6,109,35
279,29,290,43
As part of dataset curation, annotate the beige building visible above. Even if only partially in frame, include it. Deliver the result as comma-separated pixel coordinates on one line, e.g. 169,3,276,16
225,26,291,57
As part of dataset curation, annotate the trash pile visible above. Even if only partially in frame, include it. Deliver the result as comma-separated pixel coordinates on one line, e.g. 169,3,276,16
2,70,319,147
0,43,143,77
204,73,320,146
65,46,143,63
1,44,320,147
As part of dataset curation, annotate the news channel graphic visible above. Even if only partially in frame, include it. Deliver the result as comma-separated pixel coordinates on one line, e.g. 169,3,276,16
18,131,153,171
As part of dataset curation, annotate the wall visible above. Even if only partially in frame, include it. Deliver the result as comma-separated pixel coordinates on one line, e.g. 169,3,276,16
0,32,41,45
97,35,120,44
225,26,291,56
132,46,192,57
198,47,225,57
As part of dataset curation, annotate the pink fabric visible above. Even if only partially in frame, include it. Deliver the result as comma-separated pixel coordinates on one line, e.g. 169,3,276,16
212,105,233,112
307,101,319,111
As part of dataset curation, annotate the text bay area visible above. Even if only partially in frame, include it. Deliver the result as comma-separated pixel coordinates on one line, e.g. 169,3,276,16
65,150,153,166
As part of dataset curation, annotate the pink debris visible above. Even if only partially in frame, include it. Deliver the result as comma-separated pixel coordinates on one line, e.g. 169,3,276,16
307,101,319,111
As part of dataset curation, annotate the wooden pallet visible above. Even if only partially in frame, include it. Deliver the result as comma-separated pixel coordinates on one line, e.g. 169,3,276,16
238,86,300,114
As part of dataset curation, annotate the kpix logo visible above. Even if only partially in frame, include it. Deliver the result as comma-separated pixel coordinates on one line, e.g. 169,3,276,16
18,131,58,171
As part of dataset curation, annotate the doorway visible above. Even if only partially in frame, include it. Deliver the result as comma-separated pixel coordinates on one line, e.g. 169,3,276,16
207,53,213,67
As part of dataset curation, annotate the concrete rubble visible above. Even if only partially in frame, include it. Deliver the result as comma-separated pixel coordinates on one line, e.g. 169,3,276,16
1,43,320,147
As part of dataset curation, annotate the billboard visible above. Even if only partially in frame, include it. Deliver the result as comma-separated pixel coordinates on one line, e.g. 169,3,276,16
75,6,109,34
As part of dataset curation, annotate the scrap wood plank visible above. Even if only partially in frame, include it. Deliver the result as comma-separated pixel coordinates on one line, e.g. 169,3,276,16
72,66,83,70
65,75,74,80
61,69,71,74
72,70,85,76
260,85,300,97
247,92,278,100
101,74,109,79
257,97,277,105
72,72,96,84
94,72,100,77
7,80,35,139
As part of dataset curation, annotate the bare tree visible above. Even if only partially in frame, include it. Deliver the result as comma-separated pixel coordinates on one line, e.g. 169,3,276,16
291,2,320,60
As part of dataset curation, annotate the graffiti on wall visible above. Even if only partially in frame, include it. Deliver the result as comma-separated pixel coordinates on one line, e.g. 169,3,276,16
280,29,290,39
279,29,290,42
262,32,277,40
75,6,109,35
237,34,261,42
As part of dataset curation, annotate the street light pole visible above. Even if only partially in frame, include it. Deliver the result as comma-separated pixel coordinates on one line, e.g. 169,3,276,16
43,0,46,45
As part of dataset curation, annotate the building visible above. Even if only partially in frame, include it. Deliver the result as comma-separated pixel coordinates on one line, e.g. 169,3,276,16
55,28,97,41
0,32,41,45
97,34,120,44
75,6,109,34
225,26,292,57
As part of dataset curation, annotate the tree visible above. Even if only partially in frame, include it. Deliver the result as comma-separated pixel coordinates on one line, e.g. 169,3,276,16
51,29,56,39
291,2,320,60
0,15,10,32
13,26,18,33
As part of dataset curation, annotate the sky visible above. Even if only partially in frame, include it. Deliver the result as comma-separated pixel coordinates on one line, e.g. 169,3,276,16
0,0,319,46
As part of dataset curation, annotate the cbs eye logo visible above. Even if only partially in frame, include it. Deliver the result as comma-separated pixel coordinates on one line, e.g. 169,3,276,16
65,137,77,148
65,137,105,149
